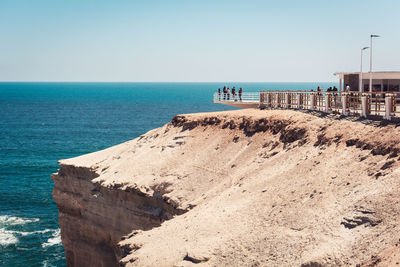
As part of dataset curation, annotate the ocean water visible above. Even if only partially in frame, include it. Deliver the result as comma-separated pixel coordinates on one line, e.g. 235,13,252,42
0,82,336,266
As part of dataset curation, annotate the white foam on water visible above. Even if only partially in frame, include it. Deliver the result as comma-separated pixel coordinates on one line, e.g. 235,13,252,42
42,229,61,248
0,228,19,246
0,215,41,246
14,228,53,236
0,215,61,249
42,257,61,267
0,215,40,226
34,229,53,234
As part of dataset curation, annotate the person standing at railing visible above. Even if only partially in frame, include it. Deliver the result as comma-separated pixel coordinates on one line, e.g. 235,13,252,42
345,84,355,109
223,86,227,100
239,88,242,101
232,87,236,101
227,88,230,100
218,88,221,101
332,86,338,108
326,87,332,110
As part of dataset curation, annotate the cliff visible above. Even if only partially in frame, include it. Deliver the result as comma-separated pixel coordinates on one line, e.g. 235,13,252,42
52,109,400,266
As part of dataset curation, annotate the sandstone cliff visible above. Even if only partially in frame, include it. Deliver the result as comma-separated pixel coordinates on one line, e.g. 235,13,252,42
52,109,400,266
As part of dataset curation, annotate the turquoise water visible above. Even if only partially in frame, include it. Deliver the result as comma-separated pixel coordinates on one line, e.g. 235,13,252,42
0,82,336,266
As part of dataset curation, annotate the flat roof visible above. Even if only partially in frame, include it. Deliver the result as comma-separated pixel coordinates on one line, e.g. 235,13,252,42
334,71,400,75
334,71,400,79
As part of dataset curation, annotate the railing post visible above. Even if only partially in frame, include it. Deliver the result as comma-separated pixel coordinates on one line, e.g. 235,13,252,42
325,93,331,113
266,93,271,107
384,93,393,120
259,92,265,109
285,93,291,108
298,93,303,109
272,94,276,108
342,93,349,115
361,94,370,118
277,93,281,108
310,93,316,110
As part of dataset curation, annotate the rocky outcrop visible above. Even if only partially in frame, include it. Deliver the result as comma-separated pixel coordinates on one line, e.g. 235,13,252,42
52,165,186,266
52,109,400,266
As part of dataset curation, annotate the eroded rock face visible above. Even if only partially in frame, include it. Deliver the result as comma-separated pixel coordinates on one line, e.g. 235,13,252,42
52,109,400,266
52,165,185,266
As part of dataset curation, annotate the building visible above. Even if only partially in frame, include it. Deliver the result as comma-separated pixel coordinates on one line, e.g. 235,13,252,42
334,71,400,92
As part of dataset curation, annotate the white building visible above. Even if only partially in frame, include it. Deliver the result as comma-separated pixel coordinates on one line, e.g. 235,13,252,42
334,71,400,92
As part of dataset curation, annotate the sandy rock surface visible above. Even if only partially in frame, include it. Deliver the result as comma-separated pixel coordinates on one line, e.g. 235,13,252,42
53,109,400,266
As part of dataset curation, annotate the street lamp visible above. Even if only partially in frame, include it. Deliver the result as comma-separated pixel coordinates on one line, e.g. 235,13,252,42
360,46,369,92
369,34,380,92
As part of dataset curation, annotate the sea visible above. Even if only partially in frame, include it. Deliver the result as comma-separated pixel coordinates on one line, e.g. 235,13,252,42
0,82,336,266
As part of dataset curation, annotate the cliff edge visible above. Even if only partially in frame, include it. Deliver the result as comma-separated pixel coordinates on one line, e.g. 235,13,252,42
52,109,400,266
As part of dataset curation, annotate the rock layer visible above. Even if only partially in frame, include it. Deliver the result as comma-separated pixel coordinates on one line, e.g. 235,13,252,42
52,163,186,266
52,109,400,266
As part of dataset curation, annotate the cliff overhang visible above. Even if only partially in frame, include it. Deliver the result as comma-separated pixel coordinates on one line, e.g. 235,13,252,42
52,109,400,266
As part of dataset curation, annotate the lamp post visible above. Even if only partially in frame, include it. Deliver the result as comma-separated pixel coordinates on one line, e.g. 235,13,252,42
360,46,369,92
369,34,380,92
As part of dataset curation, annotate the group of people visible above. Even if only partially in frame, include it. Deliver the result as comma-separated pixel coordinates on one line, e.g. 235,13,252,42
218,86,243,101
316,86,339,92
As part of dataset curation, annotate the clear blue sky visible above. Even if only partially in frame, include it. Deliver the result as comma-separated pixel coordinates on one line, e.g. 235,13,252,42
0,0,399,82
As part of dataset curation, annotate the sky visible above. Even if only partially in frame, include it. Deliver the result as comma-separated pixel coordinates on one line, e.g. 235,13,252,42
0,0,399,82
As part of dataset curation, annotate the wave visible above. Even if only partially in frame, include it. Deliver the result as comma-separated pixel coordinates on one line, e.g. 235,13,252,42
0,215,59,247
0,228,60,247
0,215,40,226
42,229,61,248
0,228,19,246
15,229,53,236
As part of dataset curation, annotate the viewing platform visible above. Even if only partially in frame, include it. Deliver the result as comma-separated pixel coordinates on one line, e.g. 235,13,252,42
213,92,260,108
214,90,400,120
214,71,400,119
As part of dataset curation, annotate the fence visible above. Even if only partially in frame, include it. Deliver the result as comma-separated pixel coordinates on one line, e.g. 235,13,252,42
259,91,400,120
213,90,400,120
213,92,260,103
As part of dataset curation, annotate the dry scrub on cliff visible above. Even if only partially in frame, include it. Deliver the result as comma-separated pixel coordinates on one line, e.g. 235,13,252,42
53,109,400,266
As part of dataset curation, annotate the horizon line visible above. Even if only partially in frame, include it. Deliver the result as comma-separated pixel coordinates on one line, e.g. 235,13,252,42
0,81,337,83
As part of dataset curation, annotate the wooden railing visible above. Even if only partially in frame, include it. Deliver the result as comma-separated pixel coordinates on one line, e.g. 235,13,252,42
213,90,400,120
259,91,400,119
213,92,259,103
